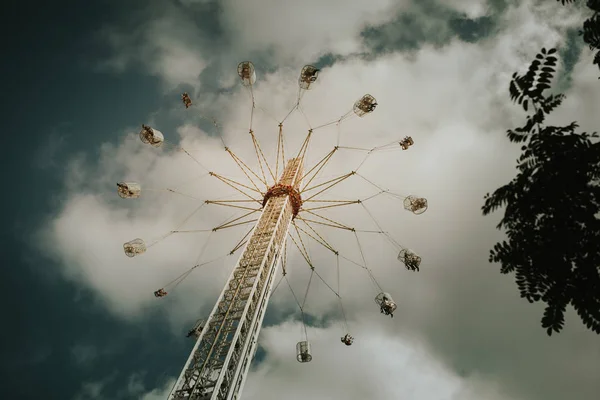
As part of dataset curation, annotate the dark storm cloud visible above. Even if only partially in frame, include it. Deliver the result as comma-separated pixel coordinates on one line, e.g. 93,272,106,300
0,1,201,398
360,0,496,54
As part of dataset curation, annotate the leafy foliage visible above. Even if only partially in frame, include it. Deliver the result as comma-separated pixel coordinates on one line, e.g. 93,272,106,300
558,0,600,77
483,48,600,335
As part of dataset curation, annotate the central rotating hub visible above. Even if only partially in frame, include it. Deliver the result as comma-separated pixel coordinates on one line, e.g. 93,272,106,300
262,184,303,217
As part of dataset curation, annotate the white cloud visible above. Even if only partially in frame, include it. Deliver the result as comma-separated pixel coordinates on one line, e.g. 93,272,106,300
78,374,176,400
218,0,405,64
97,10,207,91
43,0,600,399
550,47,600,133
444,0,491,19
244,321,510,400
141,378,176,400
74,379,111,400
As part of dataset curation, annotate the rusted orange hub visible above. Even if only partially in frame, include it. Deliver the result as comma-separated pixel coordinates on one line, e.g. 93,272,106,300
263,184,303,217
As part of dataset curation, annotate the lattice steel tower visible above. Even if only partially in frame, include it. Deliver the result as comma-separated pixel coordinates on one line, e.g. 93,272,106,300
169,157,304,400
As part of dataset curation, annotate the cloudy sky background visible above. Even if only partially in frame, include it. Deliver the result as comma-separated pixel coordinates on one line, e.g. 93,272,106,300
2,0,600,399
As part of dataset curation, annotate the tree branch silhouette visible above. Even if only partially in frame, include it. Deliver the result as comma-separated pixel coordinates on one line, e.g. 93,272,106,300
483,48,600,336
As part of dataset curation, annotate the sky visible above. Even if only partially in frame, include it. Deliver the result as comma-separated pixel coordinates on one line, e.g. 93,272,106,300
1,0,600,399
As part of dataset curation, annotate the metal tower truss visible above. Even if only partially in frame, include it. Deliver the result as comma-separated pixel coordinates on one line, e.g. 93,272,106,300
170,158,304,400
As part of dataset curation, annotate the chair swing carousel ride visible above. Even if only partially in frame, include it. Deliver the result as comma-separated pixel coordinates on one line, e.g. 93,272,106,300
119,61,427,365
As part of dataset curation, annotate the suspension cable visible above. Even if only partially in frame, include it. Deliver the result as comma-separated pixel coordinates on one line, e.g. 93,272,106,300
285,275,308,340
160,239,226,292
302,172,355,201
229,225,255,255
186,100,227,149
249,130,270,185
205,201,261,212
256,105,280,124
298,104,312,130
169,232,214,291
312,110,354,131
353,231,384,293
170,172,211,191
360,202,403,251
311,264,349,333
313,269,338,298
147,202,206,247
294,218,338,255
293,221,312,263
210,172,262,204
179,147,210,173
301,209,354,231
271,274,285,296
297,147,338,190
281,92,299,124
338,297,349,332
210,173,262,194
288,226,312,267
355,153,371,173
355,173,407,199
275,124,284,180
225,148,265,193
248,85,256,130
282,236,288,276
336,254,340,294
301,269,314,309
251,130,276,182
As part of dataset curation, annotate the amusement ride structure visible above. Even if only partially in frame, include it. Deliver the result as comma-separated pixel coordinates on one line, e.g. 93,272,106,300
118,62,427,400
